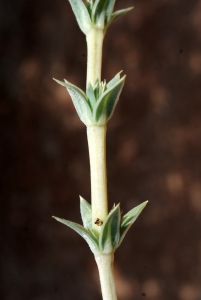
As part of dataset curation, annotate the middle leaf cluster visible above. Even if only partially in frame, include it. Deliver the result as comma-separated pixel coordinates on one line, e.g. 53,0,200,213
54,72,125,126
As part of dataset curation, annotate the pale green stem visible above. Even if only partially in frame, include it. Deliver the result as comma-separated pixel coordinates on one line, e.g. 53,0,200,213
87,125,108,234
95,253,117,300
86,21,117,300
86,27,104,86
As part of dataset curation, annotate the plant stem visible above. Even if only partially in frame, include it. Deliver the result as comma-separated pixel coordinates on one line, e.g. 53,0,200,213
86,20,117,300
87,125,108,234
86,27,104,86
95,253,117,300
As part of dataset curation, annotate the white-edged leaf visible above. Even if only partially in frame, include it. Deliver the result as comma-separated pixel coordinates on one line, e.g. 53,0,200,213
107,71,122,89
52,216,99,254
86,0,93,17
109,7,134,25
92,0,107,24
93,79,101,100
94,75,126,125
53,78,66,87
53,78,93,125
86,83,96,108
80,196,92,230
99,204,121,253
92,0,116,25
105,0,116,23
96,10,106,29
100,80,107,94
119,201,148,246
67,0,92,34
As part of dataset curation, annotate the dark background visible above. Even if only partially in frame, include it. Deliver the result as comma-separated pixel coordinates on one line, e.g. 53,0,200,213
1,0,201,299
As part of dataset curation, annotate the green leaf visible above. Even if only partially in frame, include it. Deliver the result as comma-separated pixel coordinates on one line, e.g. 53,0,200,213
86,83,96,108
92,0,117,25
109,7,134,25
119,201,148,246
104,0,116,23
94,75,126,125
107,71,122,89
100,80,107,95
53,78,66,87
80,196,92,230
92,0,107,24
67,0,92,34
52,216,99,254
86,0,93,17
53,78,93,126
93,79,100,100
99,204,121,253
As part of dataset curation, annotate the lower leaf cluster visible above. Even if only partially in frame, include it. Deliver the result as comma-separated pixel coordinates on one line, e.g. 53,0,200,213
53,197,148,255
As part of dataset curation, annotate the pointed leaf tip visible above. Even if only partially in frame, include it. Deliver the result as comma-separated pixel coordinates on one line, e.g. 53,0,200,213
119,201,148,246
107,71,123,89
106,6,134,29
53,78,66,86
54,78,93,126
52,215,99,254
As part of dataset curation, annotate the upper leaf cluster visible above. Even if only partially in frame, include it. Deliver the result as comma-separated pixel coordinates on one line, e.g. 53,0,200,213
67,0,133,33
54,72,125,126
53,197,148,255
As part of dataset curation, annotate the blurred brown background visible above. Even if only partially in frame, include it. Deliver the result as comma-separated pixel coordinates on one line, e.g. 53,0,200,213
1,0,201,299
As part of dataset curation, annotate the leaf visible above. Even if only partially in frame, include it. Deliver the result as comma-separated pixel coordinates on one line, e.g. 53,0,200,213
107,71,122,89
92,0,116,25
119,201,148,246
92,0,107,23
100,80,107,95
52,216,99,254
86,83,96,108
99,204,121,253
86,0,93,17
93,79,100,100
67,0,92,34
80,196,92,230
53,78,66,87
94,75,126,125
104,0,116,23
53,78,93,126
109,7,134,25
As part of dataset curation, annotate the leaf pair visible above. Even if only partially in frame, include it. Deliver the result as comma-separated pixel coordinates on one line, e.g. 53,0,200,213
67,0,133,34
54,72,125,126
53,197,148,255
